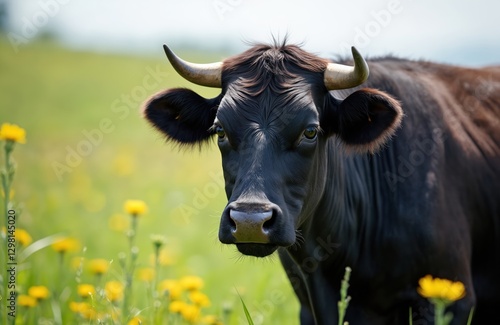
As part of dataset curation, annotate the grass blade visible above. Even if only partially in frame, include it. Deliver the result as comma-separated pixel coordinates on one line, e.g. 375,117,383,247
18,233,64,261
236,290,254,325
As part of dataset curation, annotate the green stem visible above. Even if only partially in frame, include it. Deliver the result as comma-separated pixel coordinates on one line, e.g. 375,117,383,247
52,252,65,325
122,215,139,323
434,301,446,325
338,266,351,325
1,141,14,325
153,244,161,325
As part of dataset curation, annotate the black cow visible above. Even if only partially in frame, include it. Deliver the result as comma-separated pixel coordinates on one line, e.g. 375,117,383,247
142,41,500,324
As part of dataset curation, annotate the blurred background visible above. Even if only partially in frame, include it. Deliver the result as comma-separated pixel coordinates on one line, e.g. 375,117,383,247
0,0,498,324
2,0,500,65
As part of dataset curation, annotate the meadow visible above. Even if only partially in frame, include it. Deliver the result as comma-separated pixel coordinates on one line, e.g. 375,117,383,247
0,36,300,324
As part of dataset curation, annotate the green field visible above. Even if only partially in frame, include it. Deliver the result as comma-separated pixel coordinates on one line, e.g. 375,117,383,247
0,36,299,324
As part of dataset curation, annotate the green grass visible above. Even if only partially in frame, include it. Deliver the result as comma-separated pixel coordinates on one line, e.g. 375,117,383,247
0,36,299,324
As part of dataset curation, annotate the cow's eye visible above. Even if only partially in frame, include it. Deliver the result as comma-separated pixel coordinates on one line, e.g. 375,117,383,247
303,126,318,140
215,125,226,139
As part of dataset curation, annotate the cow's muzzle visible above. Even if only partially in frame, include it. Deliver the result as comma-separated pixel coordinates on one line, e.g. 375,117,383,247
229,210,273,243
219,201,296,257
219,202,281,245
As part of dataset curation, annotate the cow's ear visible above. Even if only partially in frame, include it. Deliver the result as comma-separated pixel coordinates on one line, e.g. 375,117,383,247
142,88,221,146
328,88,403,153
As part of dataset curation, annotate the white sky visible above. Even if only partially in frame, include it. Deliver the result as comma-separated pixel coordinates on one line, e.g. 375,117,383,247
6,0,500,66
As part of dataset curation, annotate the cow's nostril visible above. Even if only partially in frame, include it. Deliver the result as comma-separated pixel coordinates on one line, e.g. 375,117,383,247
229,210,272,227
262,210,276,230
228,213,237,230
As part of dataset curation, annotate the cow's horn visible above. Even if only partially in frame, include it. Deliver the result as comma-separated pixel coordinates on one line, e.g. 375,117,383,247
163,44,222,88
324,47,369,90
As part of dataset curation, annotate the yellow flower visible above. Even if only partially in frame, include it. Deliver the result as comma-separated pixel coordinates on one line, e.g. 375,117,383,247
18,294,37,308
0,123,26,144
181,304,201,323
128,316,143,325
105,281,124,302
159,279,183,300
88,258,110,275
15,228,32,246
189,291,211,307
124,199,147,216
180,275,204,291
69,301,100,320
169,300,187,313
77,284,96,298
137,268,155,282
201,315,223,325
169,301,201,321
28,285,50,300
417,275,466,302
70,301,90,313
51,237,80,253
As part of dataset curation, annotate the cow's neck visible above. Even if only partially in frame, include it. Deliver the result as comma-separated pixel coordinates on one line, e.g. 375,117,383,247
300,138,391,268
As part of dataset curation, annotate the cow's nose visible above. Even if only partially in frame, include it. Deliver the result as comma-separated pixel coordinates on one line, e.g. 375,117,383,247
228,209,273,243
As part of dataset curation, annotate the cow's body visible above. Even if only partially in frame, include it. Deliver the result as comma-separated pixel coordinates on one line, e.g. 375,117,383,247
281,59,500,324
143,43,500,324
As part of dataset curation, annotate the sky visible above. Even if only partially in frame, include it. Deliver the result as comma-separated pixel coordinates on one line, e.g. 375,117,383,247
4,0,500,66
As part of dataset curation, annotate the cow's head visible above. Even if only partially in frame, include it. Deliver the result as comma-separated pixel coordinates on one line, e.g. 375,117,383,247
143,43,402,257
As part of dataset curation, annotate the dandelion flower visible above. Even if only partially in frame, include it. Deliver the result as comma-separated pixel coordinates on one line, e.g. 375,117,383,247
169,300,202,321
137,268,155,282
28,285,50,300
15,228,32,246
127,316,143,325
77,284,96,298
124,199,147,216
0,123,26,144
189,291,211,307
180,275,204,291
88,258,110,275
18,295,37,308
169,300,187,313
80,307,98,320
417,275,466,302
51,237,80,253
159,279,183,300
181,304,201,323
201,315,224,325
105,280,124,302
70,301,91,313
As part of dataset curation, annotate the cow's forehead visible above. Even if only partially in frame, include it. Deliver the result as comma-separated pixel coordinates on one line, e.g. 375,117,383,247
217,84,318,127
